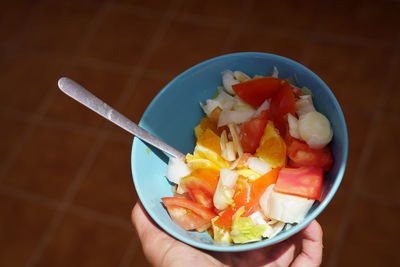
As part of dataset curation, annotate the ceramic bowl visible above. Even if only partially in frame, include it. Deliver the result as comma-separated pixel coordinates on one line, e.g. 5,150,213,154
131,52,348,252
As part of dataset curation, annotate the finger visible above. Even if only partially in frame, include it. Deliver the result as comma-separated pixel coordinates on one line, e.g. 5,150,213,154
291,220,323,267
131,202,179,264
131,202,177,244
260,235,301,267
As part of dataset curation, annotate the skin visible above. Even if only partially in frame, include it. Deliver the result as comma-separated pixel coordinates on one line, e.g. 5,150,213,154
131,202,323,267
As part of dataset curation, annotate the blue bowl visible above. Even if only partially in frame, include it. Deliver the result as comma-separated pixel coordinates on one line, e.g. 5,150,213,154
131,52,348,252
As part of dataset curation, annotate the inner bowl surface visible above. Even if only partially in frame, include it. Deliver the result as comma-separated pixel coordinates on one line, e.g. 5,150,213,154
131,52,348,252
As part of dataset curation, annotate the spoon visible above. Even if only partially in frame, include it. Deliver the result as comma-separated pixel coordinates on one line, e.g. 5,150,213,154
57,77,185,159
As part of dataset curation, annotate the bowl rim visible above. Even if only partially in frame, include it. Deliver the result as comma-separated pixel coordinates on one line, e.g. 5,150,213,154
131,52,348,252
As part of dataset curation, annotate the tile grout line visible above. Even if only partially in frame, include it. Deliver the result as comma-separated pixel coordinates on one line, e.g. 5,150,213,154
24,1,184,266
326,34,400,267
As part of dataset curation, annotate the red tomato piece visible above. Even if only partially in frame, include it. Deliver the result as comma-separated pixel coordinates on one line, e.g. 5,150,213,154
270,84,296,135
239,110,269,154
274,167,324,200
287,138,333,171
164,204,210,230
179,169,219,209
232,77,286,107
162,197,217,230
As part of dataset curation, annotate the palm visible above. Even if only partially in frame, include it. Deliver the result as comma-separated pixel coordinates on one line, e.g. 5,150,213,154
132,203,322,267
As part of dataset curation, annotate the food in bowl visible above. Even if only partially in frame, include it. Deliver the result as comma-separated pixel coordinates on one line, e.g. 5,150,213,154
162,68,333,244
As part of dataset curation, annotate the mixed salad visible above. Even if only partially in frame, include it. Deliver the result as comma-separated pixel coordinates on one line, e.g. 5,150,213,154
162,69,333,244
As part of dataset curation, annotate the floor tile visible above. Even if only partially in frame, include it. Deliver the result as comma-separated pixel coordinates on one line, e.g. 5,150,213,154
245,0,322,33
3,123,96,199
358,117,400,201
0,51,73,113
147,20,231,75
0,114,28,168
0,0,38,45
83,8,162,66
227,28,308,62
176,0,246,28
337,196,400,266
44,62,131,128
72,139,137,220
318,0,400,42
306,40,393,112
0,194,55,267
19,1,100,55
35,211,133,267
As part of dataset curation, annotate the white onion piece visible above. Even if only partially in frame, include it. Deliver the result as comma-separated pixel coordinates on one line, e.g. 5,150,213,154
222,70,239,95
271,66,279,78
259,184,274,217
218,110,254,127
264,220,286,238
220,168,238,188
200,88,235,116
228,123,243,158
253,99,270,118
221,130,236,161
166,157,191,184
233,71,251,82
260,186,314,224
247,157,271,175
213,168,238,210
215,87,235,109
232,96,255,112
248,211,285,238
296,95,315,116
287,113,301,139
200,99,220,117
298,111,333,149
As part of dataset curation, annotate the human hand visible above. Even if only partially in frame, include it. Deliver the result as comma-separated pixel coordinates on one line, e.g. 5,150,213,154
131,202,323,267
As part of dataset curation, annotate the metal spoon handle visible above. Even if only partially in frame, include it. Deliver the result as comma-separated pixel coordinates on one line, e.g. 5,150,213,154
57,77,185,159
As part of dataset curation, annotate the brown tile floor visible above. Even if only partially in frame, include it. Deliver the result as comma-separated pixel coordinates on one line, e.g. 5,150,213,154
1,0,399,266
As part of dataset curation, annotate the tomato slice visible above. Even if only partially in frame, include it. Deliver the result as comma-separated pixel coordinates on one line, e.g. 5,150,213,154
287,138,333,171
162,197,217,230
232,77,286,107
240,110,269,154
179,168,219,209
270,83,296,135
274,167,324,200
164,204,210,230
